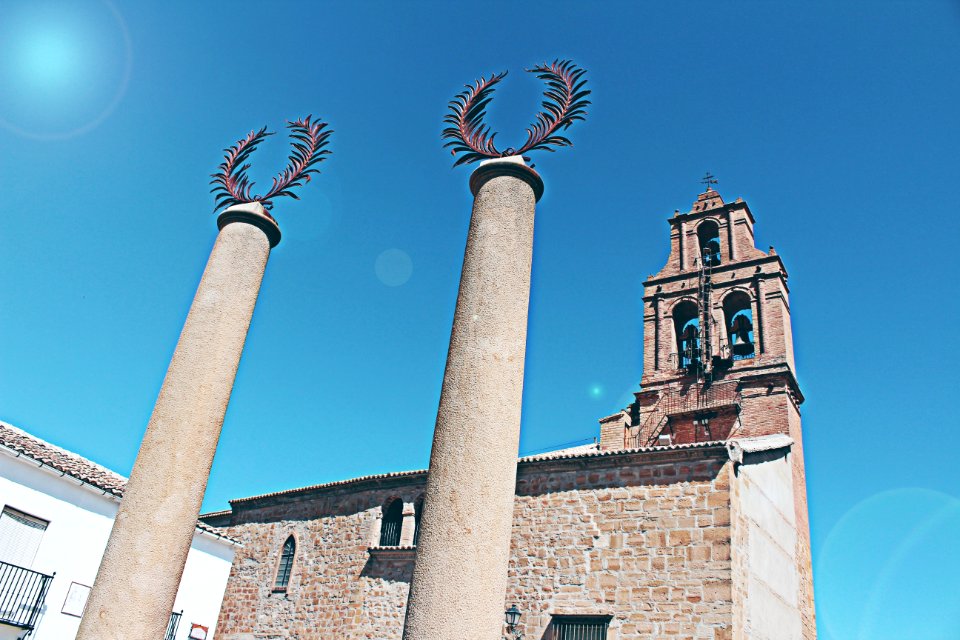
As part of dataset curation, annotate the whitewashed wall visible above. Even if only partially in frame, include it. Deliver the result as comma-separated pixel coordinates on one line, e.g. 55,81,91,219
0,449,235,640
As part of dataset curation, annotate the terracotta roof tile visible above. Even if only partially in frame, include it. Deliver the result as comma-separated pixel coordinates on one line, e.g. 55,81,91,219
225,440,730,507
0,421,239,545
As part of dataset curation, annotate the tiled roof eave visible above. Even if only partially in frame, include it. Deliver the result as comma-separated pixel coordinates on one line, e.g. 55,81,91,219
0,421,240,545
227,440,732,509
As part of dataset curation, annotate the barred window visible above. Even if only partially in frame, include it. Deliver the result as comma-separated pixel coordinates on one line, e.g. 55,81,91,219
273,536,296,591
379,499,403,546
551,615,611,640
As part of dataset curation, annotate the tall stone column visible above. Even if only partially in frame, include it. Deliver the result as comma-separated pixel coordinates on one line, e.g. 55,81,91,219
77,202,280,640
403,156,543,640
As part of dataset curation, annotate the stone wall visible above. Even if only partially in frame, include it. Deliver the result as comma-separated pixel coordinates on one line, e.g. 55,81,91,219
208,472,427,640
208,446,735,640
507,448,733,640
730,448,804,640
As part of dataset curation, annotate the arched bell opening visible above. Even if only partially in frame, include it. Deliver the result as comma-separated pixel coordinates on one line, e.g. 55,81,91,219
672,300,700,372
723,291,755,360
697,220,722,267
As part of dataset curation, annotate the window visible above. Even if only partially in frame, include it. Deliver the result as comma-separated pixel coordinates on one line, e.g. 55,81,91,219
0,507,48,568
697,220,722,266
551,616,611,640
722,291,755,360
273,536,296,591
379,499,403,546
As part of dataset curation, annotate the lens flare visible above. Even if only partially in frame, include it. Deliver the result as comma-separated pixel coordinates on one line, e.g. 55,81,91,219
375,249,413,287
0,0,132,140
816,488,960,639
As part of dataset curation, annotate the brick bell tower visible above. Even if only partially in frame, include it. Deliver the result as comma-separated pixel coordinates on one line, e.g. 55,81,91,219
598,179,816,636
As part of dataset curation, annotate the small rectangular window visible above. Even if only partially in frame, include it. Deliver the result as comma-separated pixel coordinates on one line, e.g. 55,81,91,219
0,506,49,569
551,615,611,640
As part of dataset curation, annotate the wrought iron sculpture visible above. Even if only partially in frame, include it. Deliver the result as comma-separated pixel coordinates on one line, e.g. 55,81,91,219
211,115,332,214
443,59,590,167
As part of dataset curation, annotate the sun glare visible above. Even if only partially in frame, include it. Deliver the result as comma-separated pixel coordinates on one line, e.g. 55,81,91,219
0,0,131,140
16,30,83,89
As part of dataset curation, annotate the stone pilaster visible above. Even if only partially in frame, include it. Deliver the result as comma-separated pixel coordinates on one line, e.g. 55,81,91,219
371,508,384,546
399,503,417,546
402,156,543,640
76,202,279,640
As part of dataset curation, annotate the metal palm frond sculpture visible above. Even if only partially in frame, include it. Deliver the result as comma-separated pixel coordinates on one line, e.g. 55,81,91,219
211,115,332,214
442,59,590,167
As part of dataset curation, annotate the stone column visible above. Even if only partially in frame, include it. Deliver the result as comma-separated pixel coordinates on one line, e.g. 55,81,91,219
76,202,280,640
402,156,543,640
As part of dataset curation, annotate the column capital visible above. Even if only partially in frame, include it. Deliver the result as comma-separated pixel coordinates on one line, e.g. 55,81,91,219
469,156,544,202
218,202,282,248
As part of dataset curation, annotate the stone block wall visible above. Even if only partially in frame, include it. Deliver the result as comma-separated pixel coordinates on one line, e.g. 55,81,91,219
208,447,736,640
730,448,810,640
507,449,733,640
208,473,427,640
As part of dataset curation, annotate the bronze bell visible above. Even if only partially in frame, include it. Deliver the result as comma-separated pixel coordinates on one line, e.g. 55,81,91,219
730,315,754,357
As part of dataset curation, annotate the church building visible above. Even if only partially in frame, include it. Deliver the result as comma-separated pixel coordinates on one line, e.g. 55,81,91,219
203,186,816,639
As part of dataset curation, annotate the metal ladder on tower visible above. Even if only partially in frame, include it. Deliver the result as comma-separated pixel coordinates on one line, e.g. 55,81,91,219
696,247,715,384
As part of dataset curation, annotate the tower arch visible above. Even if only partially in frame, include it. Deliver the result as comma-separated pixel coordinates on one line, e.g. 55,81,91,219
696,219,722,266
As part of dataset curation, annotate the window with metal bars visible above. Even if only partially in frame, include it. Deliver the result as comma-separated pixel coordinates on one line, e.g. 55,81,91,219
273,536,296,591
379,499,403,546
550,615,611,640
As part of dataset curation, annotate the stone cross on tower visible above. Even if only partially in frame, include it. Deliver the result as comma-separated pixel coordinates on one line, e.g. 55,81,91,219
77,117,331,640
403,60,589,640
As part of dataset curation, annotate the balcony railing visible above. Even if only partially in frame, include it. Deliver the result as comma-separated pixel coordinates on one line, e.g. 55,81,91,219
0,560,54,630
165,610,183,640
627,381,741,448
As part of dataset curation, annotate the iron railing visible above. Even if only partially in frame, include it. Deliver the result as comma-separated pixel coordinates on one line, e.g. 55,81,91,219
0,560,53,630
627,381,741,448
552,616,611,640
379,518,402,546
165,610,182,640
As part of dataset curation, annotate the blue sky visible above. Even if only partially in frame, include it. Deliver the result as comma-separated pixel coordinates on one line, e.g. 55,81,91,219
1,1,958,637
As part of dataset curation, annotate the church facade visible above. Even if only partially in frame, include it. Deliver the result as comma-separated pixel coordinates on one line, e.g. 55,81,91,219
203,188,816,639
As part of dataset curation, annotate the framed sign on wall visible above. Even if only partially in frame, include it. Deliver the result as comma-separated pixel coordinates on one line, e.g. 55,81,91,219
61,582,91,617
188,623,209,639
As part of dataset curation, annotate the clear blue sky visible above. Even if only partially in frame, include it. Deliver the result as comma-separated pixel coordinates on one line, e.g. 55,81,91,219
1,1,958,637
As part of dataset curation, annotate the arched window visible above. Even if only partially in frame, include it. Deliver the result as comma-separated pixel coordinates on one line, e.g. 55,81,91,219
412,496,424,546
379,499,403,546
697,220,721,266
672,300,700,371
274,535,295,591
723,291,755,360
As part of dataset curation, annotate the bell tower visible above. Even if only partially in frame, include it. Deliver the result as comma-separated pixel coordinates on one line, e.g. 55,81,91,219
597,180,816,637
599,183,802,450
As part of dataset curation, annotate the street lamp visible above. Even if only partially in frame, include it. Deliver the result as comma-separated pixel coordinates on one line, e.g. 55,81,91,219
504,605,523,640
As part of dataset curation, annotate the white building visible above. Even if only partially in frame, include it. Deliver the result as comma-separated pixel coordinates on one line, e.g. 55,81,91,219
0,420,237,640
